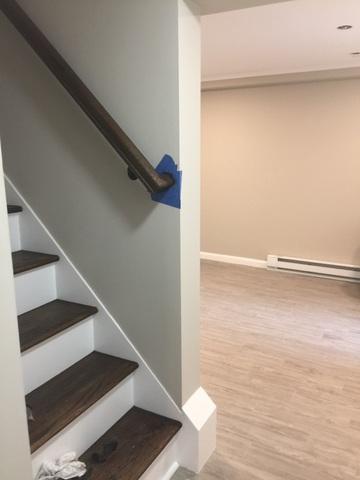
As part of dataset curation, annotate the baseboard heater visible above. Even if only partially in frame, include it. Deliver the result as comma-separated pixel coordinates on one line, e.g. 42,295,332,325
267,255,360,281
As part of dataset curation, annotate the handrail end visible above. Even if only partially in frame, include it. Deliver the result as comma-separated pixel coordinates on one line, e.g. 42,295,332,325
158,172,175,191
128,168,175,194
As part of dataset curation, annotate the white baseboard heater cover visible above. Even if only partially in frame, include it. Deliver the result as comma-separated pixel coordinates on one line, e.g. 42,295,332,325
267,255,360,280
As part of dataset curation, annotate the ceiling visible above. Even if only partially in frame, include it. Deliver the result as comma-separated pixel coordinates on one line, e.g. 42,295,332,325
196,0,291,15
201,0,360,82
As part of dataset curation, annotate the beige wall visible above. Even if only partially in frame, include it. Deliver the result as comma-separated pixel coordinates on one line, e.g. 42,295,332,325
201,78,360,265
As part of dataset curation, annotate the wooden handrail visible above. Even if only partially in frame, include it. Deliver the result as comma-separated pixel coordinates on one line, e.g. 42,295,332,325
0,0,174,194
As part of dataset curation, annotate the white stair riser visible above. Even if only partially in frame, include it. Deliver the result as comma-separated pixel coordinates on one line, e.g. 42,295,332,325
15,265,57,315
22,319,94,394
8,213,21,252
31,376,135,476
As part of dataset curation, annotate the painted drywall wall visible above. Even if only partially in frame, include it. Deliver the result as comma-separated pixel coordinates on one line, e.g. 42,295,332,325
0,0,201,406
0,146,32,480
201,78,360,265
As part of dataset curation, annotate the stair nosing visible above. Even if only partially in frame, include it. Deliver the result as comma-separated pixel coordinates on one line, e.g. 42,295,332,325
12,250,60,275
7,204,23,214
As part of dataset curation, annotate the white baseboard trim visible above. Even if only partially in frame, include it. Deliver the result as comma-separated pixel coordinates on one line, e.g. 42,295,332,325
201,251,266,269
200,251,359,283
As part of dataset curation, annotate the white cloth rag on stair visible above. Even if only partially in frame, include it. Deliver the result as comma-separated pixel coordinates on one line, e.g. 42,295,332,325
35,452,86,480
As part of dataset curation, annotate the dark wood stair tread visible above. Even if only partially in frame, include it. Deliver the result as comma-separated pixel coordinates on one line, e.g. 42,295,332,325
26,352,139,452
18,300,98,352
79,407,182,480
12,250,60,274
7,204,23,214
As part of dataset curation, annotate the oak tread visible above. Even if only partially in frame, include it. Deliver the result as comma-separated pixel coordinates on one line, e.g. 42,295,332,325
80,407,182,480
18,300,98,352
12,250,60,274
26,352,139,452
7,204,22,214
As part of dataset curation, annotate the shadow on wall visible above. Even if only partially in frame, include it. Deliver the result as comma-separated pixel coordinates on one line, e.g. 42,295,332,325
0,18,155,230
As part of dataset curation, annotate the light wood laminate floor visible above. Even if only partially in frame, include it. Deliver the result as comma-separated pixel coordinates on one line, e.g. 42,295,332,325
173,261,360,479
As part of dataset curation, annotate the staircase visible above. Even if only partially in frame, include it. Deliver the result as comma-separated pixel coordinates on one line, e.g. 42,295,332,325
7,203,182,479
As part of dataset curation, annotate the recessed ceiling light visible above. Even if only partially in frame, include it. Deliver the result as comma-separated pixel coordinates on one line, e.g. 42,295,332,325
337,25,353,30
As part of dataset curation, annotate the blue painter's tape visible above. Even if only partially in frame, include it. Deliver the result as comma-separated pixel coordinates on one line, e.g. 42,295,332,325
151,154,182,209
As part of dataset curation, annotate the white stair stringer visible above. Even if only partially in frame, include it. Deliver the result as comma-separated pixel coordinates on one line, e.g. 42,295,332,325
6,177,216,478
22,317,94,394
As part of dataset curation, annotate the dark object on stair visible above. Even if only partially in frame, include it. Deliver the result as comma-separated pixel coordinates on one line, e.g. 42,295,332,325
79,407,182,480
7,204,23,214
18,300,98,352
12,250,60,274
26,352,139,452
91,441,118,464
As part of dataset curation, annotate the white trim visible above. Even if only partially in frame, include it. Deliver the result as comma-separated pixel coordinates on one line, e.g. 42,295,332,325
200,251,360,283
180,387,217,473
201,251,266,269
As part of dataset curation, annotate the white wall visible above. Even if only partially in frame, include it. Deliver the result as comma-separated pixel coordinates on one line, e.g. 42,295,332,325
0,0,201,406
0,145,32,480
